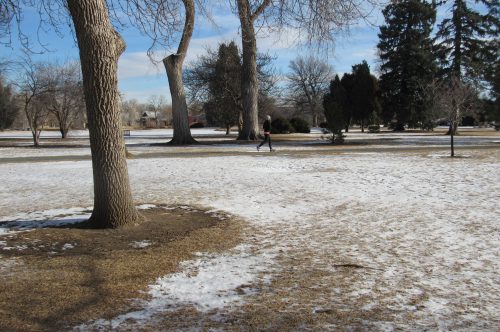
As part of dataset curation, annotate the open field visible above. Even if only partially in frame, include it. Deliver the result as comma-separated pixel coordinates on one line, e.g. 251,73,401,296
0,128,499,331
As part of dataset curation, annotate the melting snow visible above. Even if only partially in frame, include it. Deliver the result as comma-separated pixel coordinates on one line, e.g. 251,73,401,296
1,129,499,330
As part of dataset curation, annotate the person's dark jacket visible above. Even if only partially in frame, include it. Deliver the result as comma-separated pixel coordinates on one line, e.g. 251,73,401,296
263,120,271,133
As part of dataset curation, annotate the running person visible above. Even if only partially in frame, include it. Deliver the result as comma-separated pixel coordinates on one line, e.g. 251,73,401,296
257,115,274,152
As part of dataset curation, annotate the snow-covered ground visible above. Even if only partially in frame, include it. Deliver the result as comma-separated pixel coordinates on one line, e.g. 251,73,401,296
0,130,499,330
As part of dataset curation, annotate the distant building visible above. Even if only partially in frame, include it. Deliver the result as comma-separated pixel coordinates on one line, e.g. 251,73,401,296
140,111,168,128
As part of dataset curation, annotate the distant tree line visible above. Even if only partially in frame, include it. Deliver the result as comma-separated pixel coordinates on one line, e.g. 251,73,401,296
323,0,499,140
0,59,86,145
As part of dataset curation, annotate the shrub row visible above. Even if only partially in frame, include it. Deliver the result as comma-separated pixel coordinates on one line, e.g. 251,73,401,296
271,117,311,134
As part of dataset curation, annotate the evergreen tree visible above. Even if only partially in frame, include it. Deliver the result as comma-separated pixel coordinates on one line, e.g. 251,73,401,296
205,42,242,134
324,75,348,142
435,0,499,83
340,73,355,132
377,0,437,130
350,61,381,132
0,77,18,130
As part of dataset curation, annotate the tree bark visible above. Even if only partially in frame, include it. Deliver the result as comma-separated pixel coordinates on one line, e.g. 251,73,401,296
236,0,263,140
163,0,196,145
67,0,139,228
164,55,196,145
451,129,455,157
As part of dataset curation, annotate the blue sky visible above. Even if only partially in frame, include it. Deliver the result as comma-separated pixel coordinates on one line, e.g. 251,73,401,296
1,3,384,103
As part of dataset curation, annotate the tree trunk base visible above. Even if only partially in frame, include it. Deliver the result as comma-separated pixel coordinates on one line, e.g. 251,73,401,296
237,132,259,140
87,209,144,229
168,137,198,145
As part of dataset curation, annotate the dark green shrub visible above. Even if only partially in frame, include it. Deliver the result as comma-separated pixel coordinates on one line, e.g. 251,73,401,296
271,117,294,134
368,124,380,133
289,117,311,133
421,120,435,131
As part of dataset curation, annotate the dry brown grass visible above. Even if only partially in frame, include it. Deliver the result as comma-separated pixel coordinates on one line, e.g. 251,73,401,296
0,206,243,332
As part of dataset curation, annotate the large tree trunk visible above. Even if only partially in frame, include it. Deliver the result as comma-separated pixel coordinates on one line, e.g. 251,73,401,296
164,55,196,145
67,0,139,228
163,0,196,145
237,0,262,140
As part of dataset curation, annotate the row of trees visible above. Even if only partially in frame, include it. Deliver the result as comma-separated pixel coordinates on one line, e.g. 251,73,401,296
324,61,380,142
377,0,498,130
0,59,86,145
1,0,374,229
323,0,498,141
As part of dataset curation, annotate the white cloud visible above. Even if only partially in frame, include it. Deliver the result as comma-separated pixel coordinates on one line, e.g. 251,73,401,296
118,52,164,79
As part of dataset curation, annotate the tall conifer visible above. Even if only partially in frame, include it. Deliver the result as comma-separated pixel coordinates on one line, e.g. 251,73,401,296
377,0,437,130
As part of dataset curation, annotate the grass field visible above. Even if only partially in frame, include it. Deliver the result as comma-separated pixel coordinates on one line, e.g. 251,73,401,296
1,127,499,331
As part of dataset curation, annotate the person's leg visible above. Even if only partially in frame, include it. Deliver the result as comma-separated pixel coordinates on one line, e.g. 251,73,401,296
257,136,266,150
268,134,273,151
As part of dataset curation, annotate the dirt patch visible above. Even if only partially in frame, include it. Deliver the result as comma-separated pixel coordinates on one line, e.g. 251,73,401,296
0,206,243,332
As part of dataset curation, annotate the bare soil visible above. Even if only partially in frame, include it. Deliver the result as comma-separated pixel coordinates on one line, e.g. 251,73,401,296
0,206,243,332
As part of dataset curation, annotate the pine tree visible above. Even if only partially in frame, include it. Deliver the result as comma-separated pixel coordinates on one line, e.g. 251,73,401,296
350,61,381,132
435,0,499,83
324,75,348,142
0,77,18,130
377,0,438,130
205,42,242,134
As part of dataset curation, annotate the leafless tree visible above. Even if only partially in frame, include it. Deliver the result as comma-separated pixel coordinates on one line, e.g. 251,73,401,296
15,58,52,146
121,98,141,127
2,0,207,227
41,61,86,138
287,55,333,126
427,76,477,157
162,0,197,144
66,0,141,227
148,94,167,128
119,0,200,144
234,0,378,140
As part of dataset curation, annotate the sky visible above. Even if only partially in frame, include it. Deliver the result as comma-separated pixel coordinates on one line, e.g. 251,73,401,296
0,3,385,103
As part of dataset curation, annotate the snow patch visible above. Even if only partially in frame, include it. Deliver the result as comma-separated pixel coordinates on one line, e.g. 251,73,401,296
78,244,277,330
131,240,152,249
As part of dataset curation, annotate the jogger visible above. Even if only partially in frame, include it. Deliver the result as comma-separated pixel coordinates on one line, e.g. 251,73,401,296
257,115,274,152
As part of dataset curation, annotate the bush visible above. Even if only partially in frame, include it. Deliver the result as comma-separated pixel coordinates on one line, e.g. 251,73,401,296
368,124,380,133
190,122,204,128
289,117,311,133
271,117,294,134
420,120,436,131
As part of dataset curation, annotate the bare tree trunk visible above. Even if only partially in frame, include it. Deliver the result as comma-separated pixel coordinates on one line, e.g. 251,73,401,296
238,110,243,135
237,0,263,140
67,0,139,228
451,128,455,157
163,0,196,145
31,129,40,147
164,55,196,145
60,127,68,139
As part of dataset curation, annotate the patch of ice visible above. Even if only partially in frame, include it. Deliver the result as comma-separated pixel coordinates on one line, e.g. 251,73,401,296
137,204,157,210
131,240,152,249
0,208,91,235
2,244,28,251
62,243,76,250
